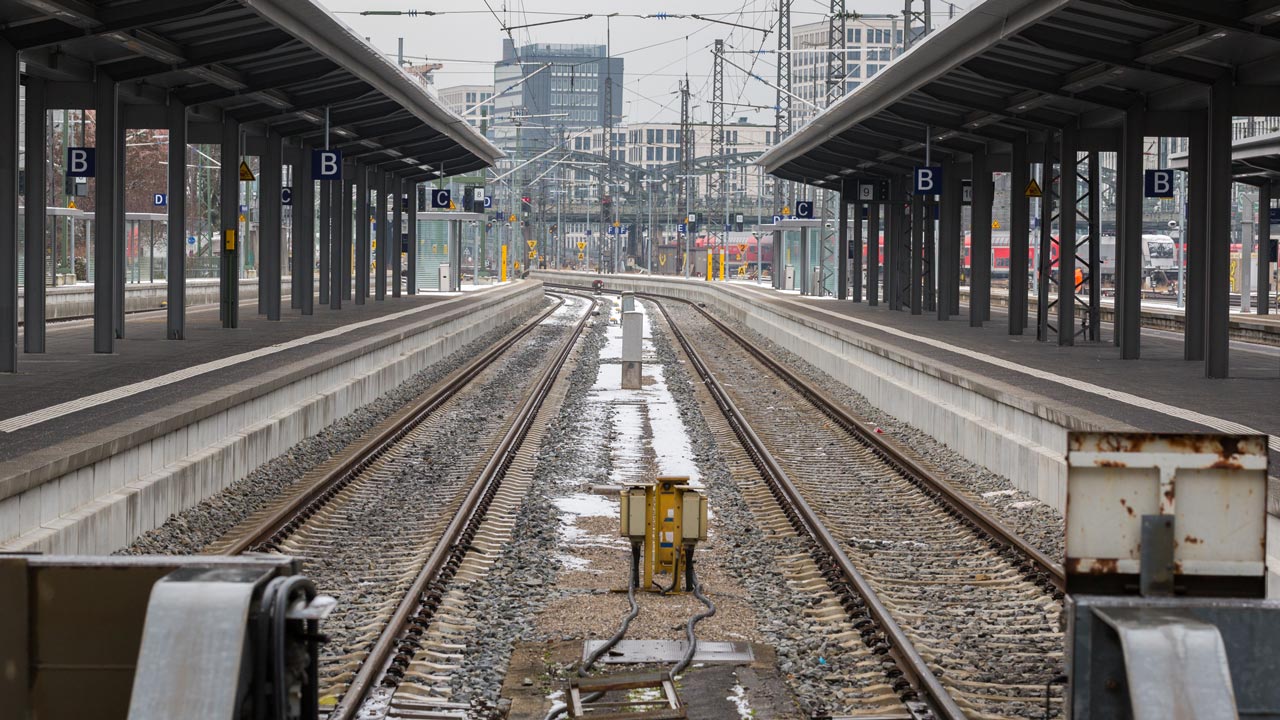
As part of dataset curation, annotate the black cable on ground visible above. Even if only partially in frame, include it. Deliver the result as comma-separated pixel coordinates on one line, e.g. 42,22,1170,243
672,545,716,678
544,541,643,720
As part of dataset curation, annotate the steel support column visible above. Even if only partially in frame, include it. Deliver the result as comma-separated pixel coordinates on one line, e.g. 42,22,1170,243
342,169,353,302
923,195,935,312
837,188,849,300
393,178,402,298
971,151,992,327
407,181,417,295
1120,105,1144,360
1058,125,1077,346
0,40,16,371
868,201,880,306
1036,139,1056,342
166,101,187,339
1257,183,1270,315
911,192,923,314
22,75,46,354
355,166,369,304
771,230,782,290
261,132,282,321
113,100,125,339
939,158,960,321
297,146,314,315
319,165,330,306
331,173,346,310
219,117,239,329
1087,152,1101,341
376,173,388,301
799,227,809,294
1009,140,1029,334
1205,80,1232,377
94,73,119,353
851,199,863,302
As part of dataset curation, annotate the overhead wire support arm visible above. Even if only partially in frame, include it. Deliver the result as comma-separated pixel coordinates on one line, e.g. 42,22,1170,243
504,14,594,31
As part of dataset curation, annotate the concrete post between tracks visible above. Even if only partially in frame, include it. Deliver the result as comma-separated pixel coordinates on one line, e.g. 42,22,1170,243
621,309,642,390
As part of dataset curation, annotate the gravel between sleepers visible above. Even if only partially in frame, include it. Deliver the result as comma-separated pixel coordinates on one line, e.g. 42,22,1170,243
700,301,1065,561
120,299,553,556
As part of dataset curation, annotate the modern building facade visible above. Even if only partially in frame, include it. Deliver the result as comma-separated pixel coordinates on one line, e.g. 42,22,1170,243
791,15,910,127
436,84,494,128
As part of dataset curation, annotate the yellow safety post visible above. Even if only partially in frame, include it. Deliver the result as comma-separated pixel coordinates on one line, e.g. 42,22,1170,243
718,249,725,281
501,245,508,282
706,252,712,281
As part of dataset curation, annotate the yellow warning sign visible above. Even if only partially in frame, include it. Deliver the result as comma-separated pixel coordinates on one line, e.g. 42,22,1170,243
578,252,585,260
224,229,236,251
372,240,377,250
238,213,246,223
738,243,748,253
239,160,255,181
1024,179,1043,198
448,200,456,210
67,199,76,209
612,221,620,228
528,250,536,259
659,254,667,267
992,220,1001,230
577,241,586,250
527,240,537,248
509,214,517,222
781,206,791,216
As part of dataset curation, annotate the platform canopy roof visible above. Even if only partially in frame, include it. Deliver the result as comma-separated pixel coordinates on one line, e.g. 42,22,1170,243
1,0,502,178
757,0,1280,187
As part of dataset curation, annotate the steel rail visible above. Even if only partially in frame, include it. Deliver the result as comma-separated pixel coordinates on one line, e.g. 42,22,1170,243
642,291,1066,594
327,293,598,720
205,295,570,556
649,296,963,720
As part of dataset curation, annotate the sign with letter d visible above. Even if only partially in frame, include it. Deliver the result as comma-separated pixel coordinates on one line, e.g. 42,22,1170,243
312,149,342,180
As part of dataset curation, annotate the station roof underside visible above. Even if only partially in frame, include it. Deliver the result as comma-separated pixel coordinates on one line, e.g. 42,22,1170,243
758,0,1280,187
1,0,502,181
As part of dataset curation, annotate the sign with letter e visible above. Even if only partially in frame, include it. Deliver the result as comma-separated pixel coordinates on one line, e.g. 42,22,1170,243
312,149,342,180
1144,169,1174,199
67,147,95,178
914,166,942,195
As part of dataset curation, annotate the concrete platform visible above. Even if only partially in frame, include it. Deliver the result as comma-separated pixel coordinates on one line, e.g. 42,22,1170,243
0,281,544,554
18,277,276,322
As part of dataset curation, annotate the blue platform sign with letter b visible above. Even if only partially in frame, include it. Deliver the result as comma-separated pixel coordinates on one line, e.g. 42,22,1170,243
914,166,942,195
312,150,342,180
1144,169,1174,198
67,147,95,178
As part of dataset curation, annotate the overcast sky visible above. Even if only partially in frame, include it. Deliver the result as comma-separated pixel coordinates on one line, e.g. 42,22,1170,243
318,1,942,126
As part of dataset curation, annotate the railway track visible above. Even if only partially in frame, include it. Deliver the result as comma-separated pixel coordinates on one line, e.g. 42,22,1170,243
645,293,1066,720
206,292,597,719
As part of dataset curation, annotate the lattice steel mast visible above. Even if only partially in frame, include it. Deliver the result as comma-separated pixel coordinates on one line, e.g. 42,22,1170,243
826,0,847,108
711,39,726,264
774,0,792,212
679,77,694,277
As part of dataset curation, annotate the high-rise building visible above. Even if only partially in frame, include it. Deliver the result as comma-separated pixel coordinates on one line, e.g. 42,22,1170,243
791,15,912,127
436,84,494,128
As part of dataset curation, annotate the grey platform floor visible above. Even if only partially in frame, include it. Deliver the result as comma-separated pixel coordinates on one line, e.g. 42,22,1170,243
0,292,453,462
